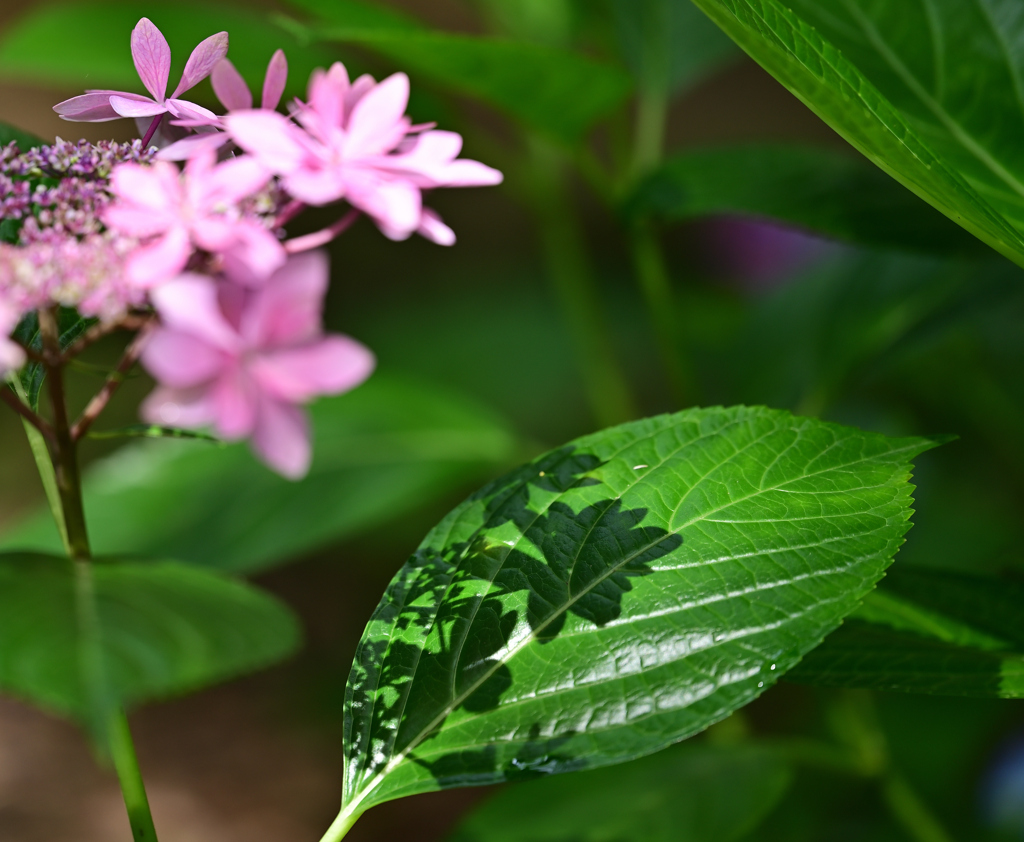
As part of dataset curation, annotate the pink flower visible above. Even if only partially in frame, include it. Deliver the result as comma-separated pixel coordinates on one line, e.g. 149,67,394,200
225,62,502,243
0,298,26,376
53,18,225,127
103,150,285,287
140,251,375,478
158,50,289,162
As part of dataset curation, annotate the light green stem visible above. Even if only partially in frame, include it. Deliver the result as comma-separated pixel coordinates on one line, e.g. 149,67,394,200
7,374,69,552
319,805,365,842
527,138,636,427
882,773,955,842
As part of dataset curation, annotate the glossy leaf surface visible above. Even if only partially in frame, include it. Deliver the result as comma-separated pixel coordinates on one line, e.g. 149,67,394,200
448,742,790,842
790,566,1024,698
288,1,632,143
337,406,933,819
0,375,518,574
629,144,986,256
0,552,299,722
689,0,1024,266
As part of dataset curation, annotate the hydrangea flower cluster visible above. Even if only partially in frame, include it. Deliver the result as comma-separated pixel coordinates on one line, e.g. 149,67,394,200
1,16,502,478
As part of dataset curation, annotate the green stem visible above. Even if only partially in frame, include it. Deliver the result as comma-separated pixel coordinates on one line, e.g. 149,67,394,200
526,138,636,428
319,805,365,842
628,219,693,405
109,710,160,842
32,309,160,842
882,773,955,842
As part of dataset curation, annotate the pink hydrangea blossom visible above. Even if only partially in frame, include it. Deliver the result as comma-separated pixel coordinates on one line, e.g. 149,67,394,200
225,62,502,244
158,50,289,162
53,18,225,133
103,150,285,288
140,251,375,478
0,297,25,376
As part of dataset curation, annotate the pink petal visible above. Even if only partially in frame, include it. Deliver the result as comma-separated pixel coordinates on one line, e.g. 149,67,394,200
172,31,229,98
252,335,375,402
417,207,456,246
282,166,348,206
382,130,503,187
205,155,272,204
165,99,219,123
345,172,421,239
211,58,252,111
52,92,124,122
261,49,288,110
131,17,171,101
220,222,287,284
344,72,411,158
102,202,175,238
212,367,258,438
251,398,311,479
308,62,349,129
150,274,241,350
141,328,227,388
125,226,193,287
344,74,377,118
225,110,309,173
0,338,26,375
109,95,167,118
141,385,218,428
156,131,230,161
240,250,329,346
109,161,182,215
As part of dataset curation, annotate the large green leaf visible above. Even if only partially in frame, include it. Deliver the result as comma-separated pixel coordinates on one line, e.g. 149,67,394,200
0,120,44,151
333,406,933,826
628,144,987,256
689,0,1024,267
789,566,1024,698
287,0,632,143
0,552,299,724
0,1,334,100
448,742,790,842
0,375,519,574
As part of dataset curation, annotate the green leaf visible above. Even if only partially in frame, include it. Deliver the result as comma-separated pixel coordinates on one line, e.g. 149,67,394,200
789,566,1024,698
0,1,335,101
688,0,1024,267
335,406,934,822
0,120,44,150
628,144,987,256
0,374,519,574
0,552,299,723
288,2,632,143
12,309,94,410
448,742,790,842
607,0,740,95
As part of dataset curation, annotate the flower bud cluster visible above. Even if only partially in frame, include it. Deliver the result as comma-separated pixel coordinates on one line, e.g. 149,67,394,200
0,16,501,478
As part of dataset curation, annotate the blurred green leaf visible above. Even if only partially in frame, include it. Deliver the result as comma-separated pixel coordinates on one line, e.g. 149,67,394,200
85,424,221,442
0,1,334,101
288,0,632,142
12,309,94,410
608,0,739,95
629,145,987,257
689,0,1024,268
448,742,790,842
0,552,299,723
336,407,932,820
0,120,44,150
789,567,1024,698
0,374,520,574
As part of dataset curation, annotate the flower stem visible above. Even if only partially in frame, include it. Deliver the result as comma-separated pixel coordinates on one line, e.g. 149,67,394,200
140,115,163,149
526,138,636,428
34,308,161,842
109,710,160,842
319,805,365,842
628,219,693,405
